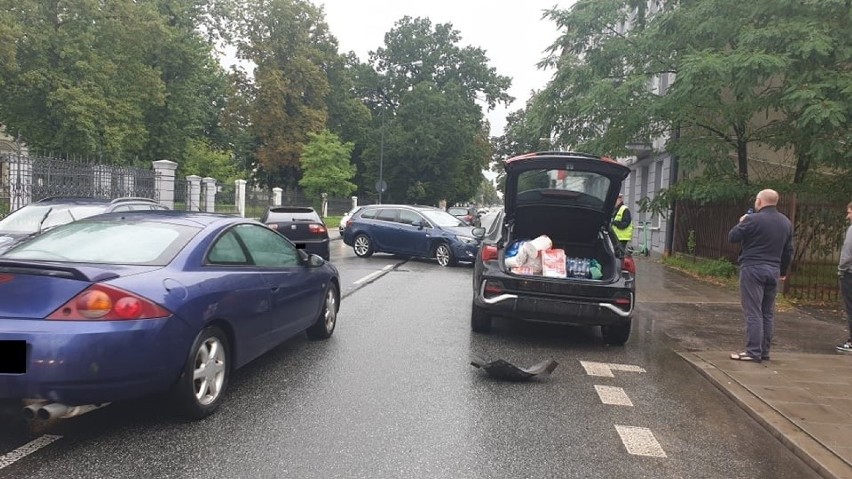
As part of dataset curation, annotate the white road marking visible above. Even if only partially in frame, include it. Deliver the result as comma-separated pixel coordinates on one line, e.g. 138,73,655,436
353,265,393,285
580,361,646,377
615,425,667,458
0,435,62,470
595,385,634,406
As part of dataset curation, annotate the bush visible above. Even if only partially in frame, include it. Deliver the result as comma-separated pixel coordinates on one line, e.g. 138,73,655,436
663,254,738,279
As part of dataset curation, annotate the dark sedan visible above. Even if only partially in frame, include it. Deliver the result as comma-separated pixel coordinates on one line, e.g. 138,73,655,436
261,206,330,260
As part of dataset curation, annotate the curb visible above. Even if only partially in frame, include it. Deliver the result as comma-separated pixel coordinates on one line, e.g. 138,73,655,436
679,352,852,479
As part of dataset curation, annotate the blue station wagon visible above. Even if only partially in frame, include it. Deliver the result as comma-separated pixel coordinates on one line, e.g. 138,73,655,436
341,205,480,267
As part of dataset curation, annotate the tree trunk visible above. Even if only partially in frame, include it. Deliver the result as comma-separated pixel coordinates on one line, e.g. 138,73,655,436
737,137,749,184
793,140,811,184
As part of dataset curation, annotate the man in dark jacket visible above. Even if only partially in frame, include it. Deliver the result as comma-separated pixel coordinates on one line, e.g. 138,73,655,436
728,189,794,362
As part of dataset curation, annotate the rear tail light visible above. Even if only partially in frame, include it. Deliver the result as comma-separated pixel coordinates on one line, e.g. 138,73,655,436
483,280,505,298
481,245,498,262
47,284,172,321
614,295,632,311
346,220,353,229
622,256,636,275
309,223,327,234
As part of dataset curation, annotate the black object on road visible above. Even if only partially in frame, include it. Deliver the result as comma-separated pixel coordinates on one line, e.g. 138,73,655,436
470,357,558,381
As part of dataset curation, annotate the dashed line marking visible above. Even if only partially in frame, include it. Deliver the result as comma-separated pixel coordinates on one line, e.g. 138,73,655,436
353,265,393,285
580,361,646,377
615,425,666,457
0,435,62,470
595,385,634,406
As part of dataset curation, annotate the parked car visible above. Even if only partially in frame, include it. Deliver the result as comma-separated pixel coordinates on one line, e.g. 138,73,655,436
447,205,480,226
342,204,480,267
470,152,636,345
0,197,168,254
261,206,330,260
0,211,340,419
339,205,365,233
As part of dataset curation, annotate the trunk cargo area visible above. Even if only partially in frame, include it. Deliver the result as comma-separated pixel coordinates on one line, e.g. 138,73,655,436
504,205,618,282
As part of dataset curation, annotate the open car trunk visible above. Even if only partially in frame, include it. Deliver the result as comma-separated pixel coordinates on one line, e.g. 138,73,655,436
502,205,619,282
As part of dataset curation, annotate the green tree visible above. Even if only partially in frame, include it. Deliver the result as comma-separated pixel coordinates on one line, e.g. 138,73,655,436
365,17,513,205
537,0,852,191
0,0,168,158
141,0,230,164
0,0,230,164
477,178,501,206
180,138,244,184
229,0,336,188
298,130,356,198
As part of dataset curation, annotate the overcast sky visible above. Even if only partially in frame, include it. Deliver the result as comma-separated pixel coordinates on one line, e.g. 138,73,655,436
315,0,573,137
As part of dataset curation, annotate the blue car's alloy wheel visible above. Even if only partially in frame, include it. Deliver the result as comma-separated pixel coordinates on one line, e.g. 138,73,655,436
353,234,373,257
435,243,456,267
174,326,230,419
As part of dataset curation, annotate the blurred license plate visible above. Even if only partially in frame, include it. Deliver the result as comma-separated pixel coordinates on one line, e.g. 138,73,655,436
0,340,26,374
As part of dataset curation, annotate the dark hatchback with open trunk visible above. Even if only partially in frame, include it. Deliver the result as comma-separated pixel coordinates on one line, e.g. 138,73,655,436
470,152,636,345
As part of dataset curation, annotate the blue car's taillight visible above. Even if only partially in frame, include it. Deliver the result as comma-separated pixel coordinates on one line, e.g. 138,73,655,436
47,284,172,321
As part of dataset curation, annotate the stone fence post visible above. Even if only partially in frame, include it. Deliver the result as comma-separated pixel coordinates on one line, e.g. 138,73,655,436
202,177,216,213
273,187,282,207
351,196,358,210
186,175,202,212
152,160,177,209
236,179,247,217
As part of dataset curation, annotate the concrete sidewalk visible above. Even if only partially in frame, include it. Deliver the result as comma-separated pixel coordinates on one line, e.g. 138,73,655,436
636,257,852,479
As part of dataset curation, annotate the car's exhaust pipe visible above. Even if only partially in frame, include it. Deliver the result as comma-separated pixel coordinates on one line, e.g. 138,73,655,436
32,402,111,420
21,401,47,420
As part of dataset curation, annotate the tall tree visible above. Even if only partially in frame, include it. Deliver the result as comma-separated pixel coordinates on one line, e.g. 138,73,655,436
0,0,168,158
537,0,852,188
229,0,336,188
299,129,356,198
366,17,513,205
141,0,230,163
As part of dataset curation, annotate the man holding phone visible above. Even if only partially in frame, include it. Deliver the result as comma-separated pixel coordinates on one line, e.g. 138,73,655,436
728,189,794,362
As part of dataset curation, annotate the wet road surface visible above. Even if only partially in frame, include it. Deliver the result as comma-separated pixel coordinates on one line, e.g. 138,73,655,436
0,245,821,478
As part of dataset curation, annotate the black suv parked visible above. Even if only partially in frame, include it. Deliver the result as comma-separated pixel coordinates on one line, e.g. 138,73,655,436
0,197,167,253
261,206,330,260
470,152,636,345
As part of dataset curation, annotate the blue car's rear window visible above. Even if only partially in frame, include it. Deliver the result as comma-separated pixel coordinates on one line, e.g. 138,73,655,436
2,220,201,265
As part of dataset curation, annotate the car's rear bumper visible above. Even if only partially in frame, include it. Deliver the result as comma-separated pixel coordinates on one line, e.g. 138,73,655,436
293,238,331,260
0,317,190,405
473,271,634,326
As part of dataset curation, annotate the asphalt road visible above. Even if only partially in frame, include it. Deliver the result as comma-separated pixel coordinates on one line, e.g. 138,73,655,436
0,241,819,478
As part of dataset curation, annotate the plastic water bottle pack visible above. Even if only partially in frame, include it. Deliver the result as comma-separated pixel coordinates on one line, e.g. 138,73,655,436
566,257,591,278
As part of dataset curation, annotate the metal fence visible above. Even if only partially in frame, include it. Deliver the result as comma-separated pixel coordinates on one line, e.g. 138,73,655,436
215,182,237,214
673,194,847,302
1,151,157,214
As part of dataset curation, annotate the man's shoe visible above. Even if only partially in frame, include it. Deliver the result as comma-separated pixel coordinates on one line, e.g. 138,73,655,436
835,340,852,353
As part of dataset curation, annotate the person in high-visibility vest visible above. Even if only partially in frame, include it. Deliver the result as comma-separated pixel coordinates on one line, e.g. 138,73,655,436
612,194,633,250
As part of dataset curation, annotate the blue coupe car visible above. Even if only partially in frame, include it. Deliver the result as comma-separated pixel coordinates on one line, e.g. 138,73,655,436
0,211,340,420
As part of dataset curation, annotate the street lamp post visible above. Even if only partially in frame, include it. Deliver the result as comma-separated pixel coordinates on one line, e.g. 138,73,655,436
379,105,385,204
376,60,422,205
